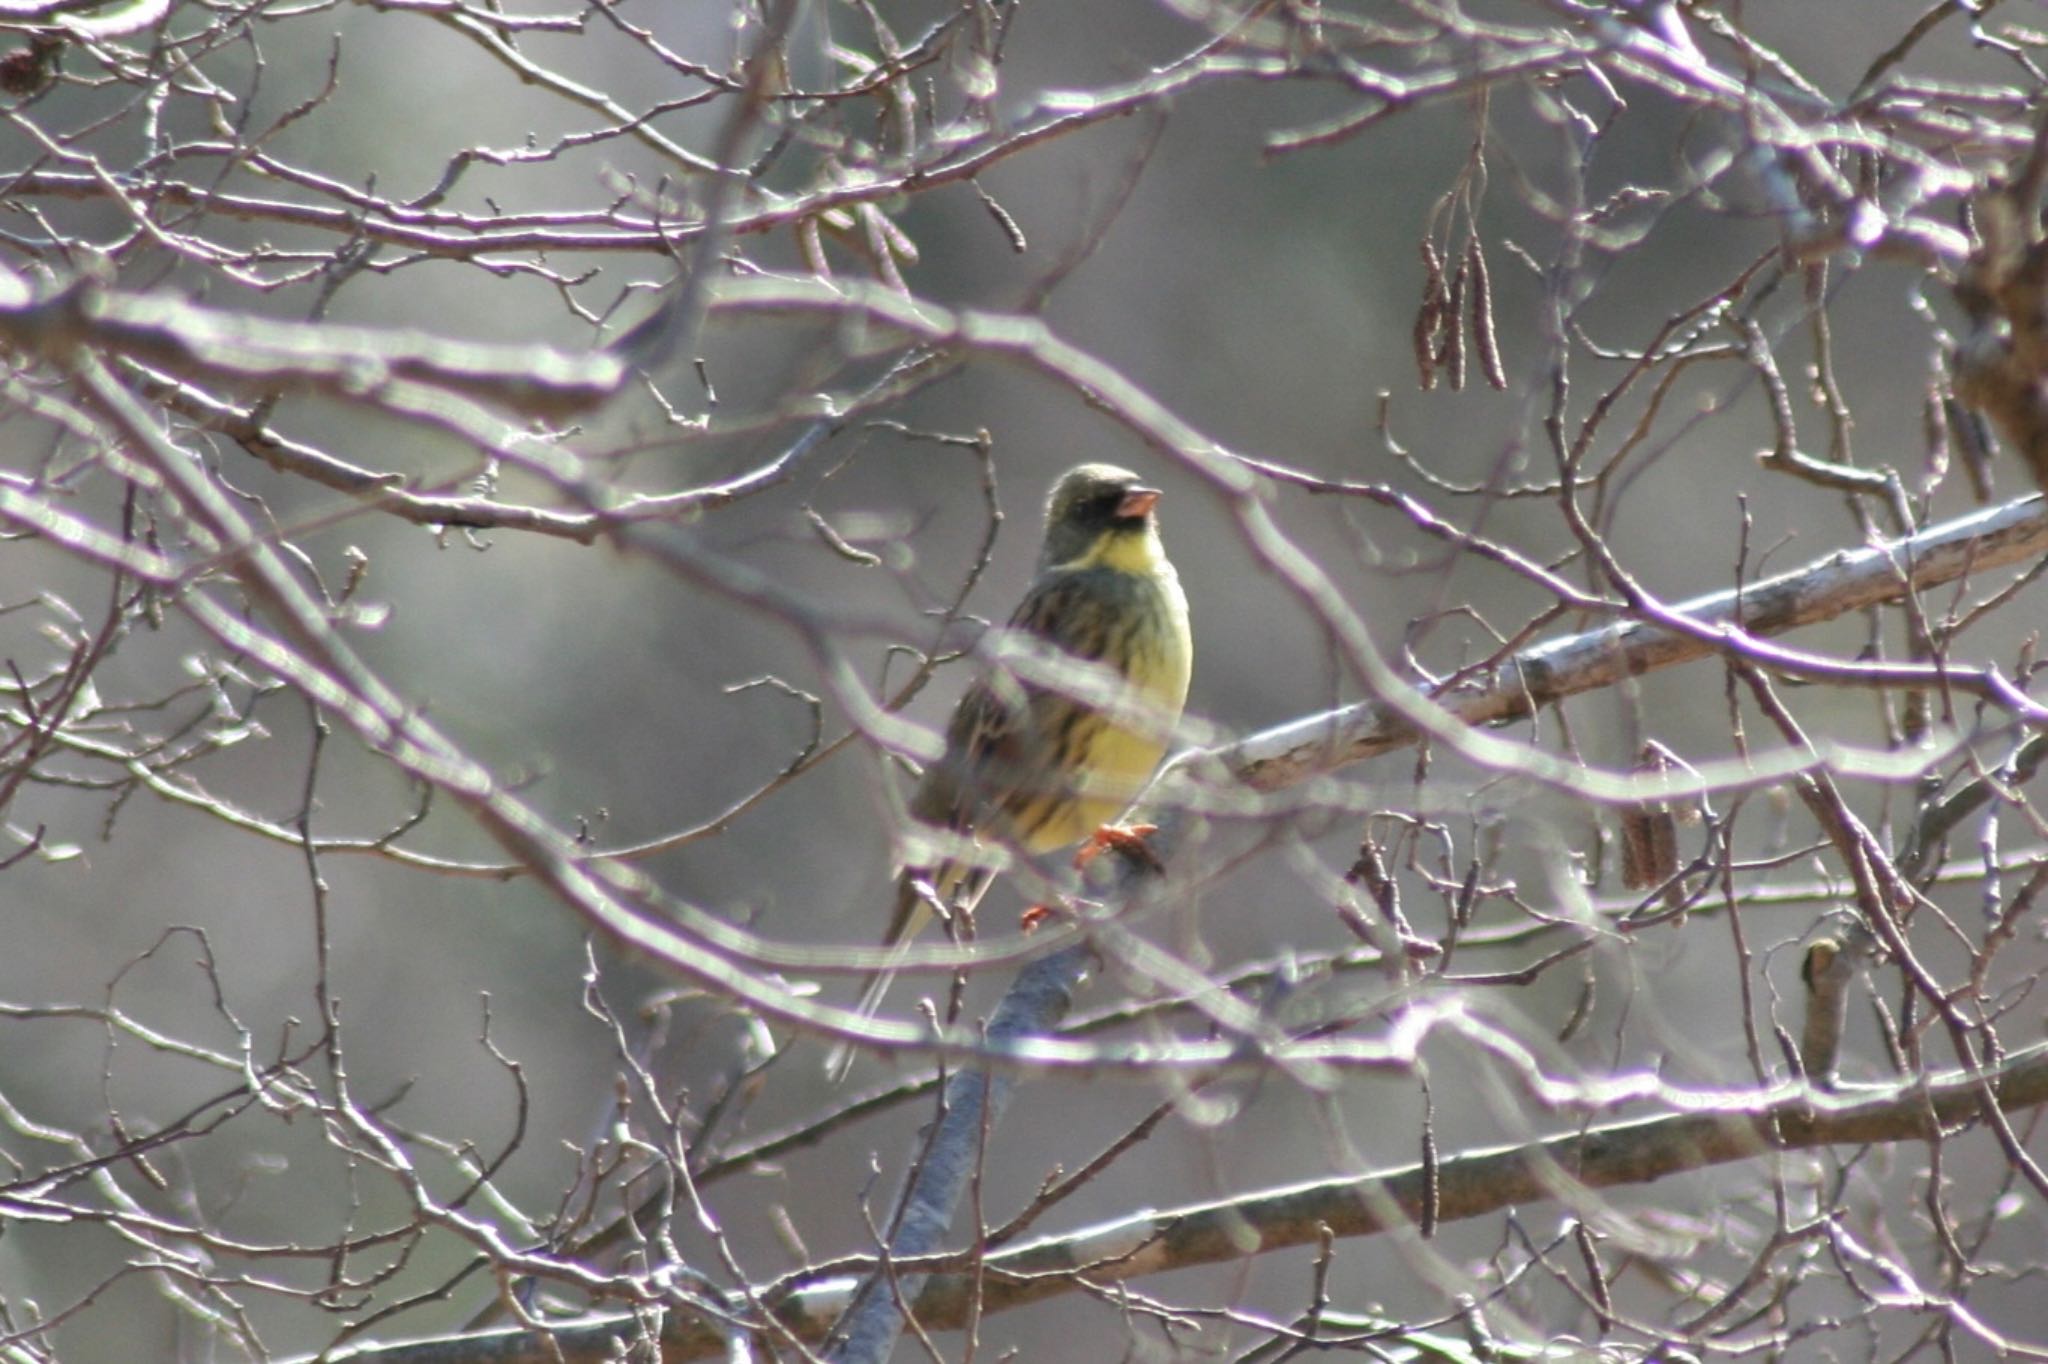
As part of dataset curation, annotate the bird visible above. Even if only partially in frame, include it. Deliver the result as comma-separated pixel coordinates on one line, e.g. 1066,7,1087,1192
827,463,1193,1078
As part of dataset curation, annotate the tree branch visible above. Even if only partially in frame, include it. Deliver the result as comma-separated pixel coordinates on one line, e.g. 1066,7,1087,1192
309,1040,2048,1362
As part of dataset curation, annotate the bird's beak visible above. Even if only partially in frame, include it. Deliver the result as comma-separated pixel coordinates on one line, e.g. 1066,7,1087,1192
1116,487,1162,519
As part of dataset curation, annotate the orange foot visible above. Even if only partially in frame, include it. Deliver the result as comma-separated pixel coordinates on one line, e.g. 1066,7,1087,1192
1074,822,1162,873
1019,903,1059,933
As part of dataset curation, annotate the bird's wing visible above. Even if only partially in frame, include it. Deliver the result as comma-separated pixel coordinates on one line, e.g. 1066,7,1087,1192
907,571,1111,833
828,572,1125,1083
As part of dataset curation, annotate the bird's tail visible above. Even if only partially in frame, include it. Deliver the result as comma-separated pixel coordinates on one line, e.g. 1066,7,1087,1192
823,866,988,1083
822,878,932,1084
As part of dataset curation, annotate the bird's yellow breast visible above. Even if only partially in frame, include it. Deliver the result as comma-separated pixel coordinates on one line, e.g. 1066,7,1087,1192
1021,715,1170,851
1014,525,1192,852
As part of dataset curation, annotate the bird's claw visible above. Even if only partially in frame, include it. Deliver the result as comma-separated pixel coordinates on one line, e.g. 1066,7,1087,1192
1074,822,1162,872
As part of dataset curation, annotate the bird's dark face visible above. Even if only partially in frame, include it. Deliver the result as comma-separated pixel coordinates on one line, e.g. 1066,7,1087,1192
1041,463,1161,567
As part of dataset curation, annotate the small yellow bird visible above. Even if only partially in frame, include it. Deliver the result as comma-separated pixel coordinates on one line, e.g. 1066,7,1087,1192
830,463,1193,1076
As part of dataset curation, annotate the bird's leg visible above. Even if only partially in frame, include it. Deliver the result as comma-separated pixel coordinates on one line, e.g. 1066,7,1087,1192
1023,823,1163,931
1074,821,1162,873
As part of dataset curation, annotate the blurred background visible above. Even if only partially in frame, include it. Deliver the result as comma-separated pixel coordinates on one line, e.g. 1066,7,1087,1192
3,0,2045,1359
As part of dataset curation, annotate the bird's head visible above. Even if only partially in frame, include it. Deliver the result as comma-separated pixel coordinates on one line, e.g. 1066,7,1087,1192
1040,463,1164,571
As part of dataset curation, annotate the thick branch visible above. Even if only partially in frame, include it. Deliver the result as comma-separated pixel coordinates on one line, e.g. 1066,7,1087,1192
1226,493,2048,793
315,1041,2048,1362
